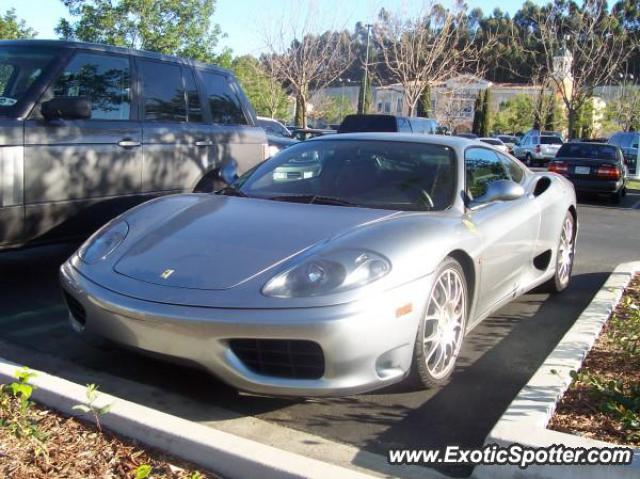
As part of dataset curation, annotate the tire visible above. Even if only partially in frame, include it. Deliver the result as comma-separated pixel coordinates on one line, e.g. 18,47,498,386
543,211,575,294
408,257,467,388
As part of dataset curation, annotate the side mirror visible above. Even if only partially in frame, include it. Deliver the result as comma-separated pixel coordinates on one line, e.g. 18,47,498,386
41,96,92,121
474,179,525,204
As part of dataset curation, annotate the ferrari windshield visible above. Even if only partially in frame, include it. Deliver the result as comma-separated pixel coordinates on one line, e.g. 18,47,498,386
236,139,457,211
0,46,60,115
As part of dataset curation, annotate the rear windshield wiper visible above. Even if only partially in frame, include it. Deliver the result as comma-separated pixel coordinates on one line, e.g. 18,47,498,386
265,194,357,207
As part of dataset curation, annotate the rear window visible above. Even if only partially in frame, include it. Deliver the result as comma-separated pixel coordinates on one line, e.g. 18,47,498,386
338,115,398,133
540,136,563,145
200,71,247,125
556,143,618,160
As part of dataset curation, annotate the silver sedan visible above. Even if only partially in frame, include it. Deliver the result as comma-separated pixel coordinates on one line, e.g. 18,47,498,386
60,134,577,397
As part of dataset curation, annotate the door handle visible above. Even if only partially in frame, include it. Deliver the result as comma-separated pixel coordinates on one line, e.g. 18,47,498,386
117,139,141,148
194,140,213,147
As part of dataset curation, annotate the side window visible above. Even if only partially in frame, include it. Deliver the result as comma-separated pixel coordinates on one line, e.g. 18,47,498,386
200,71,247,125
497,152,525,183
183,67,203,123
139,60,186,122
464,147,510,201
50,52,131,120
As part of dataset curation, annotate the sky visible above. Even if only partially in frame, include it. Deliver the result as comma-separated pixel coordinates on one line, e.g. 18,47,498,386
5,0,539,57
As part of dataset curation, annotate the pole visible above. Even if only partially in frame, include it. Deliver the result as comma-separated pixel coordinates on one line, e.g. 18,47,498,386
360,23,372,114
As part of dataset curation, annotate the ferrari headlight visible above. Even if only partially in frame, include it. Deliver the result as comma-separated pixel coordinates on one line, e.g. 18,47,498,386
262,249,391,298
78,220,129,264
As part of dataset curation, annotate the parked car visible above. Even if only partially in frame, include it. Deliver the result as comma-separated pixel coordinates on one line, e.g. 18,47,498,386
454,133,478,139
548,142,627,203
479,137,509,154
291,127,336,141
61,133,577,397
338,114,413,134
513,133,563,166
496,135,519,153
338,114,439,135
0,40,267,250
608,131,639,179
256,116,298,157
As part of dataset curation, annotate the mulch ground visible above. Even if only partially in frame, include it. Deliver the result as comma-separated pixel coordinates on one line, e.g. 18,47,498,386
0,394,220,479
548,274,640,446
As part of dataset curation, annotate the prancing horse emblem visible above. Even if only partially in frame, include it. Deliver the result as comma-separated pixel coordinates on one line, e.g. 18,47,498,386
160,269,175,279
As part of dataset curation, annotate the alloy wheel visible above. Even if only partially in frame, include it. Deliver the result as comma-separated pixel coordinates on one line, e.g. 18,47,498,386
422,268,466,379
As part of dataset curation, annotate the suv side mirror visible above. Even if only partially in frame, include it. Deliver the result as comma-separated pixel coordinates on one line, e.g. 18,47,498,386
41,96,92,121
474,179,525,204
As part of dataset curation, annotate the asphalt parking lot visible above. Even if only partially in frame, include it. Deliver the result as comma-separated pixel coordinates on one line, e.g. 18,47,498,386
1,185,639,478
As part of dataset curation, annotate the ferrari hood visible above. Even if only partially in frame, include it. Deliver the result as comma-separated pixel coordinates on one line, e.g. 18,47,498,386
114,195,400,290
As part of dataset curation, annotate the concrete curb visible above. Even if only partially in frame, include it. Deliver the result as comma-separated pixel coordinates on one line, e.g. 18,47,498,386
474,261,640,479
0,357,379,479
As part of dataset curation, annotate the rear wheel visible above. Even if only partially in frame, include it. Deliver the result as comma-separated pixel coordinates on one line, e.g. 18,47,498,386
543,212,575,293
409,257,467,388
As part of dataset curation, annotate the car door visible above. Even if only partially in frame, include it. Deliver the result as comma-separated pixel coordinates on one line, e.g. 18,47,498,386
197,69,265,179
23,50,141,242
464,147,540,317
137,59,213,193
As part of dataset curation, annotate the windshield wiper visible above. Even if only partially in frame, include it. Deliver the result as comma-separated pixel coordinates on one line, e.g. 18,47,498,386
266,194,357,207
216,185,248,197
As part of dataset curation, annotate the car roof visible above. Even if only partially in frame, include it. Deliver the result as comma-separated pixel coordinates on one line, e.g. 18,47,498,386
0,39,231,75
307,132,479,149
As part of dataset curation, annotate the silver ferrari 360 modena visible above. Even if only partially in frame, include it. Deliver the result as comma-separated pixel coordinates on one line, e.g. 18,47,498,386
60,133,577,397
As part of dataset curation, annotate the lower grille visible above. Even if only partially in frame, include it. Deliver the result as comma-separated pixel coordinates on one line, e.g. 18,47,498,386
229,339,324,379
63,291,86,326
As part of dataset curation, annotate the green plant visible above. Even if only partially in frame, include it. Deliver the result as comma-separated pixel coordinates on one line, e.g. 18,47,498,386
133,463,153,479
0,367,48,456
73,383,112,432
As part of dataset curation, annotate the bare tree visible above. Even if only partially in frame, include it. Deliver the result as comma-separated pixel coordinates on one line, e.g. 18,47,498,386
534,0,635,138
375,2,489,116
433,79,477,133
262,10,352,128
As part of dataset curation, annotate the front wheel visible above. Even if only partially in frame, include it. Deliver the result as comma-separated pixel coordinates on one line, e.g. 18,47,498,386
409,257,467,388
543,212,575,293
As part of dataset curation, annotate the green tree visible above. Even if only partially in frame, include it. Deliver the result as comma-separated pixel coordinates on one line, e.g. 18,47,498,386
56,0,226,64
472,90,484,135
492,94,535,134
417,85,432,118
0,8,36,39
232,55,289,120
357,75,372,114
480,88,492,136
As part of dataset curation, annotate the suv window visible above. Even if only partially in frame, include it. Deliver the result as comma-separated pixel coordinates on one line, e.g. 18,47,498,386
183,67,203,123
464,147,509,201
200,71,247,125
139,60,186,122
396,117,412,132
50,52,131,120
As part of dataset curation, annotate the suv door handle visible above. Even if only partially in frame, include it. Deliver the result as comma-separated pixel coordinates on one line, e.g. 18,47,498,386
194,140,213,147
117,139,141,148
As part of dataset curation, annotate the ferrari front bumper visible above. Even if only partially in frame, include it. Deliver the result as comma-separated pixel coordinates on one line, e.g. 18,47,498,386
60,261,431,397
